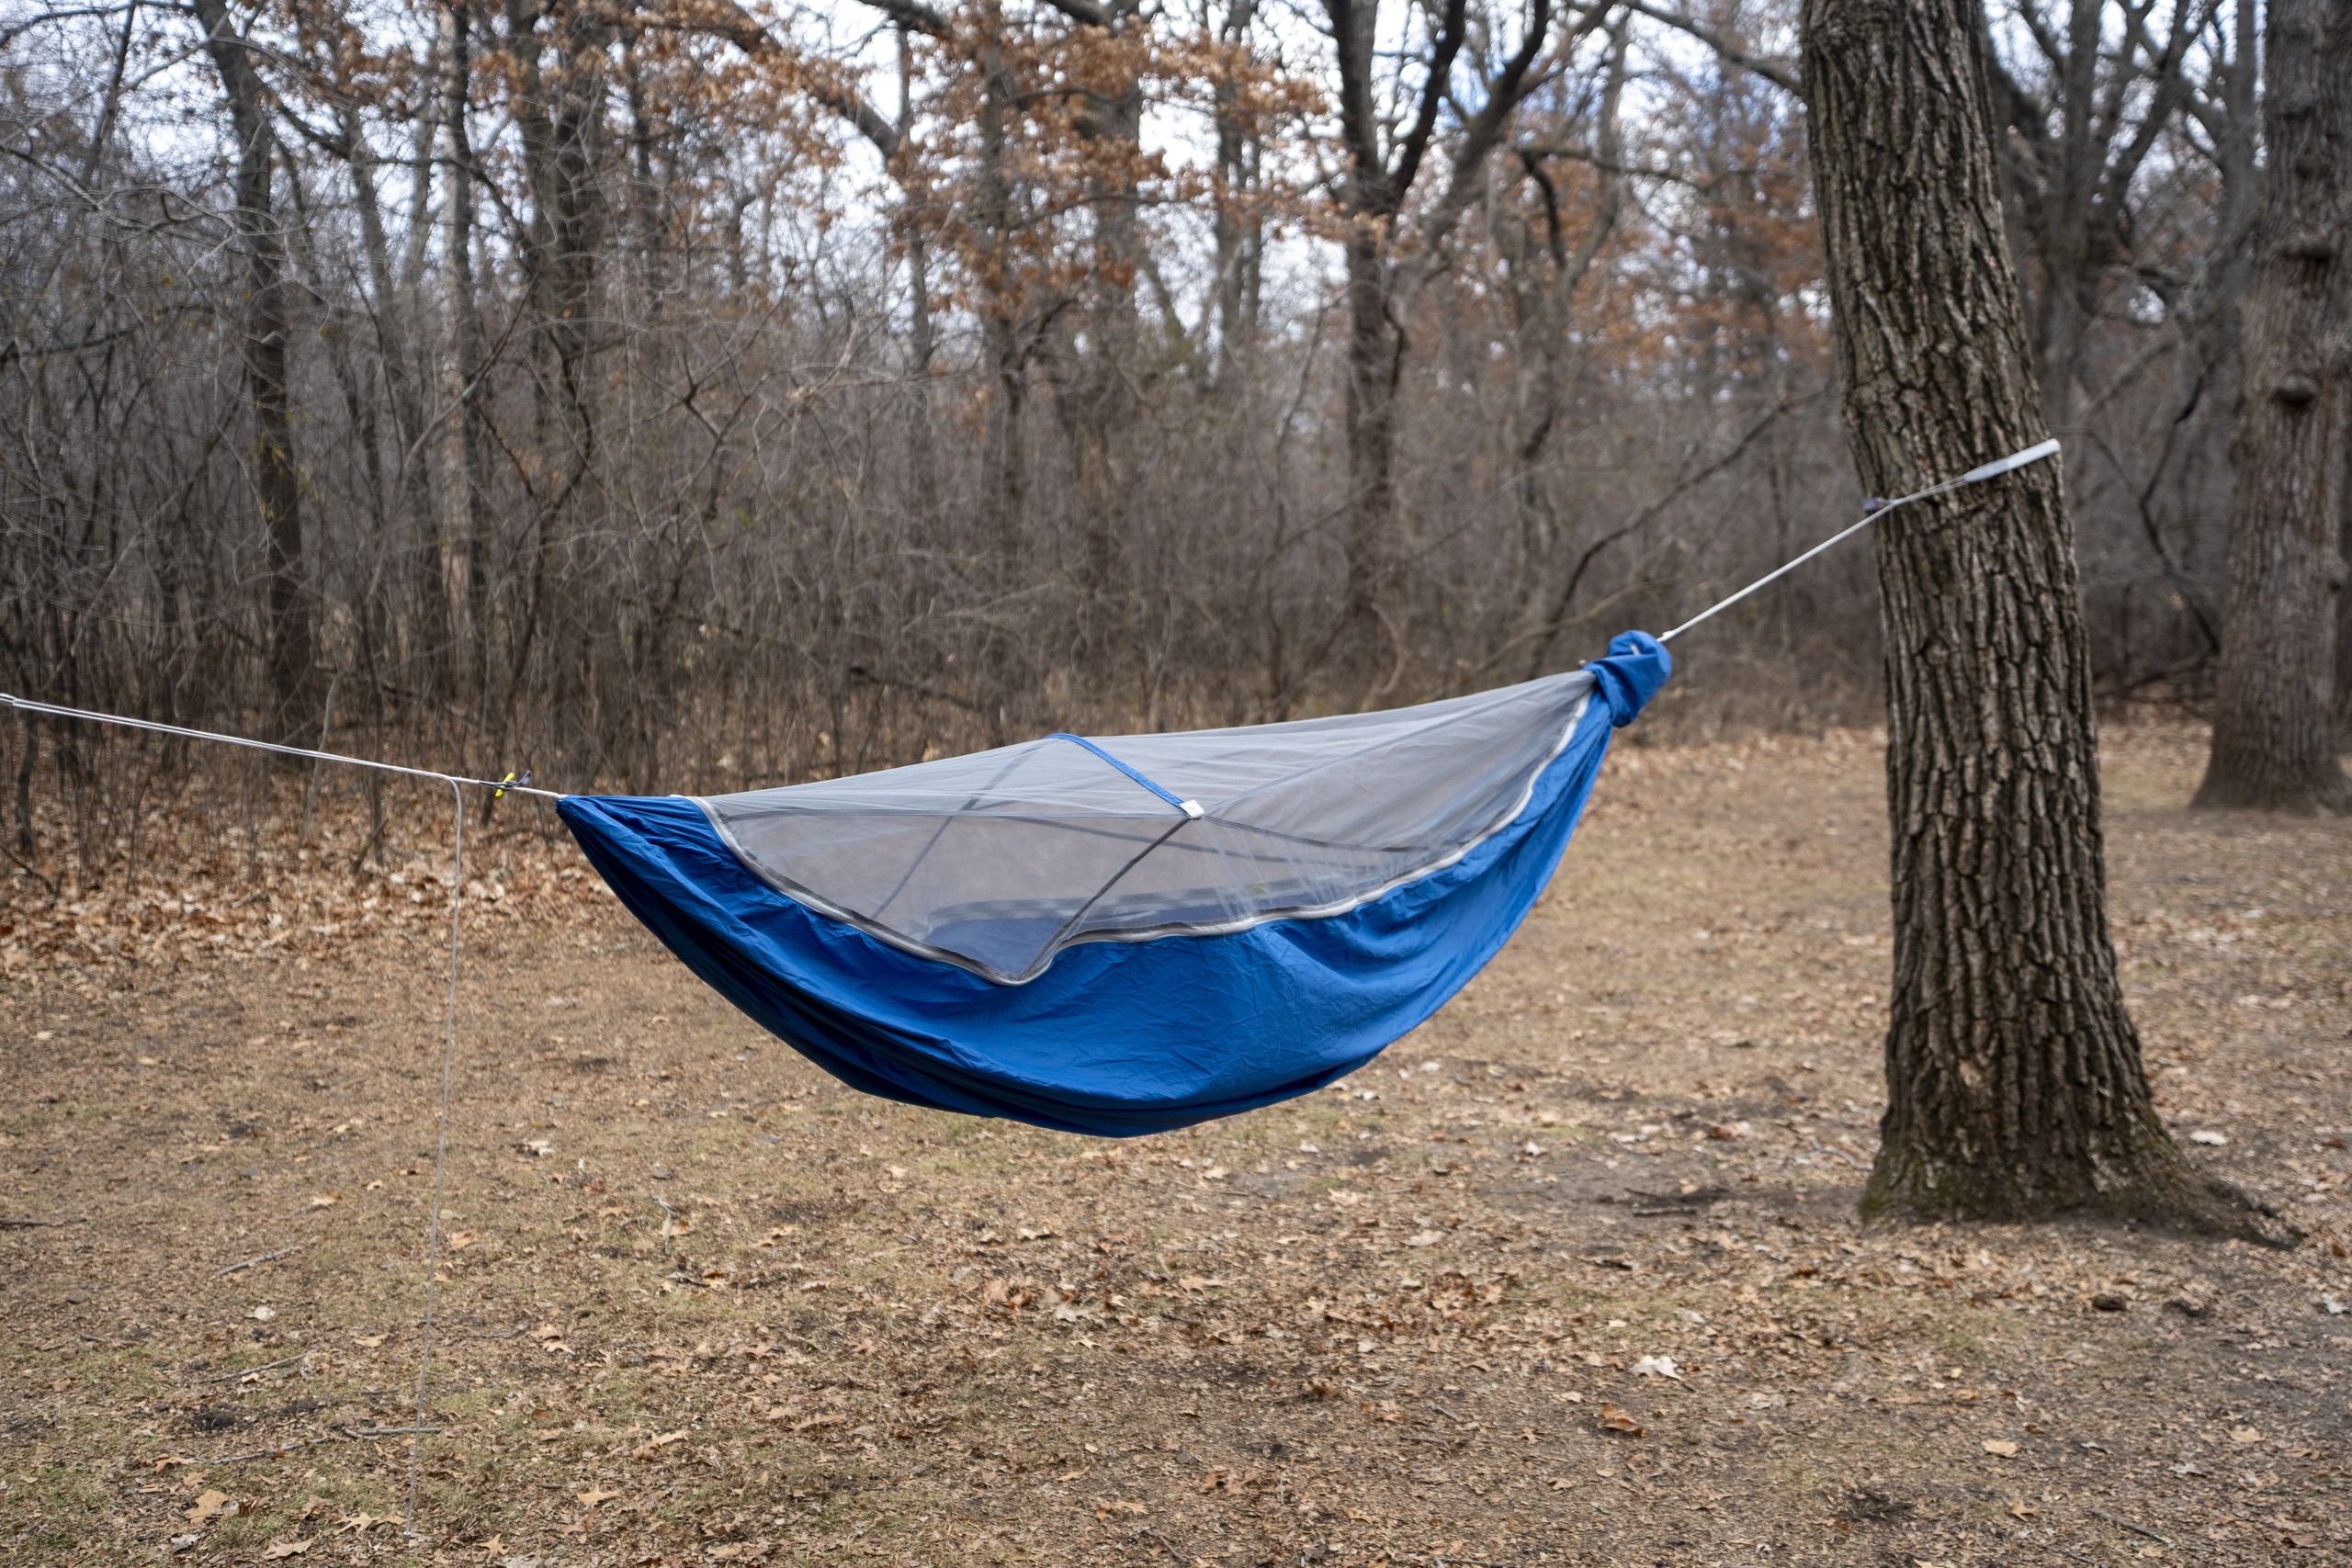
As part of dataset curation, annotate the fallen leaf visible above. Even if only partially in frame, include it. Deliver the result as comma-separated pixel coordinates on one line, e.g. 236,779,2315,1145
1598,1403,1645,1437
632,1429,689,1460
1200,1166,1229,1181
446,1229,480,1249
187,1490,232,1524
2230,1426,2262,1444
260,1539,313,1559
1630,1355,1680,1380
2189,1130,2228,1146
246,1306,276,1322
1981,1439,2018,1458
2007,1500,2038,1519
575,1487,621,1507
792,1414,845,1432
1406,1231,1444,1247
1093,1500,1148,1518
308,1194,339,1208
351,1333,387,1348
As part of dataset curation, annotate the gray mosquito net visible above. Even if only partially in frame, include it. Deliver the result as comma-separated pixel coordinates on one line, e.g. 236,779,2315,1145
697,668,1598,983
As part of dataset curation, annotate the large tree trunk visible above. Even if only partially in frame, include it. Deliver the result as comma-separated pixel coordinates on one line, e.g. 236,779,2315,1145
195,0,314,742
2193,0,2352,815
1800,0,2274,1237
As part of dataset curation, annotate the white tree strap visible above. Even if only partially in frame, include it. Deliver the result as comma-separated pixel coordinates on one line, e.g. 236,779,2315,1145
1657,438,2063,644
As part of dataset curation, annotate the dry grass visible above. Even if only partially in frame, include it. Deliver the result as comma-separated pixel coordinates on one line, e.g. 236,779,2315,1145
5,720,2350,1567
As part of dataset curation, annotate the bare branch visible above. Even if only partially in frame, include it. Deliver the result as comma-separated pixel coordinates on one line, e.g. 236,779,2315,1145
1620,0,1800,96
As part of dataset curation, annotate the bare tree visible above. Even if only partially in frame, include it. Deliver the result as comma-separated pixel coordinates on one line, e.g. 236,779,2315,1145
1322,0,1565,691
1802,0,2274,1236
195,0,315,742
2193,0,2352,813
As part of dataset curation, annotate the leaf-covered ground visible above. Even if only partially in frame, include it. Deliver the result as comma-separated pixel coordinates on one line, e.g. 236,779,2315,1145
5,722,2350,1566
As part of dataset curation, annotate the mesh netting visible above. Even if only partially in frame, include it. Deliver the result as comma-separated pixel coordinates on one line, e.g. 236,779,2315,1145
699,669,1598,983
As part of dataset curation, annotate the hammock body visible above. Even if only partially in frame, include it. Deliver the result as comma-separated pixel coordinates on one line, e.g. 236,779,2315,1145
559,631,1668,1135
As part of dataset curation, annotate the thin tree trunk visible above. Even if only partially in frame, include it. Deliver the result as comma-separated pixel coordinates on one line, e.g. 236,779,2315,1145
1508,25,1626,647
894,23,939,520
1068,73,1143,605
1209,0,1260,389
1800,0,2277,1237
977,25,1026,559
195,0,314,743
445,0,495,705
1340,222,1401,644
338,97,449,699
2193,0,2352,814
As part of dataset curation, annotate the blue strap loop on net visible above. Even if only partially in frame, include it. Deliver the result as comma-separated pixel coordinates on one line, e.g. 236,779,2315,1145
1045,733,1201,816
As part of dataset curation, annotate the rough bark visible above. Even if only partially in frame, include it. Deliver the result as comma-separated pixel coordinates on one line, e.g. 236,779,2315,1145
1800,0,2279,1239
2193,0,2352,815
194,0,314,743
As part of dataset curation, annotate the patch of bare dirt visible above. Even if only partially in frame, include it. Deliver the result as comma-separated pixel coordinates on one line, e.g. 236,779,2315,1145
4,720,2349,1566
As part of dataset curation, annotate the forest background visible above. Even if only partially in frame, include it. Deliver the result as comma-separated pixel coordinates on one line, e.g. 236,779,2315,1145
2,0,2337,879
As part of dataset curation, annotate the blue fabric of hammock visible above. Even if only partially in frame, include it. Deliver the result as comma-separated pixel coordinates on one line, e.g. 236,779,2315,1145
557,632,1668,1135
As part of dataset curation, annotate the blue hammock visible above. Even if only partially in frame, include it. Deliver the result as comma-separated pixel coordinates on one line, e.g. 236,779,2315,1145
559,632,1668,1136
